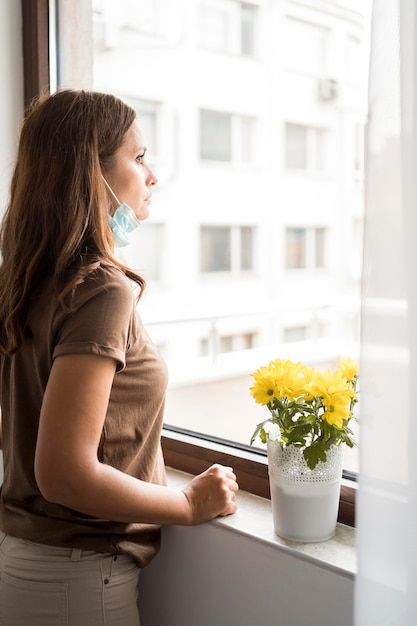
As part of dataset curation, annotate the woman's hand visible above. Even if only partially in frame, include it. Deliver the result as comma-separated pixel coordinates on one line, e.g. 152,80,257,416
181,464,239,525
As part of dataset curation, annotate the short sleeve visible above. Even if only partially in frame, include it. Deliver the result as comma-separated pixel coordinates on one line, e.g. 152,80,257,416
52,266,135,372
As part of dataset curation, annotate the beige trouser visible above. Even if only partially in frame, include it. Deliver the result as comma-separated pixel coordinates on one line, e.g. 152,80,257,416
0,530,140,626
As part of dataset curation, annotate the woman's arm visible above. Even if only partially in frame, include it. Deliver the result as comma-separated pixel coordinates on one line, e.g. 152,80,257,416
34,353,238,526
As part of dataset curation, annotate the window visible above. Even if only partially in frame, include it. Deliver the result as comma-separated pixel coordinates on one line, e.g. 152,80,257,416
241,3,257,57
285,123,327,172
120,97,159,159
200,110,232,162
198,0,258,57
201,331,256,356
200,226,255,274
285,227,327,270
283,326,308,342
24,0,371,521
200,110,256,164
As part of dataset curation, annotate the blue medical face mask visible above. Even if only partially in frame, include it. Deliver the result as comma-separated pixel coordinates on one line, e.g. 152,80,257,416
108,202,141,248
102,176,141,247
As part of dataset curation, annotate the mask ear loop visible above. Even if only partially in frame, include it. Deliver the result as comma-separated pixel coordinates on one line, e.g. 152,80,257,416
102,175,121,209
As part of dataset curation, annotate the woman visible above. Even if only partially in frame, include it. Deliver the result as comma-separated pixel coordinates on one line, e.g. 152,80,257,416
0,90,238,625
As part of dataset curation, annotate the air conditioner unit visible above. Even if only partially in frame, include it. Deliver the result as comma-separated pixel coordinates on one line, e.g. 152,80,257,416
319,78,339,101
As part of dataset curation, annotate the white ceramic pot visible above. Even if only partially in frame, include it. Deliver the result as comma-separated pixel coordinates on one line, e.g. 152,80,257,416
267,441,344,543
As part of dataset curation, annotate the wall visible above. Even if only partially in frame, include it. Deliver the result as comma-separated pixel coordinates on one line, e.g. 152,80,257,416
0,0,24,485
0,0,23,216
138,520,354,626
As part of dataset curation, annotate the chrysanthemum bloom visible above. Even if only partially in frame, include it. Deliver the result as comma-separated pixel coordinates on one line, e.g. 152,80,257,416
321,394,352,428
268,359,310,401
250,366,278,405
337,358,358,382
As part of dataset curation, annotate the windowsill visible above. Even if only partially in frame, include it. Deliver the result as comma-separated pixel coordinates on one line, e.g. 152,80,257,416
166,466,357,579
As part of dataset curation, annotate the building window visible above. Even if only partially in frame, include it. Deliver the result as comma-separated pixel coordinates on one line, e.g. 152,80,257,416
219,335,234,353
200,109,256,163
201,225,255,274
283,326,308,342
241,3,257,57
200,331,256,357
315,227,326,268
198,0,258,57
285,123,327,173
120,97,159,159
200,110,232,162
285,227,327,270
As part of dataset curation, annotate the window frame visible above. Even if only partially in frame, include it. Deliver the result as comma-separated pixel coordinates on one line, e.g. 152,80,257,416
21,0,356,529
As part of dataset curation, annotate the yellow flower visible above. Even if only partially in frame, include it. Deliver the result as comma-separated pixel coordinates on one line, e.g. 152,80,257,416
269,359,310,400
249,366,278,405
337,358,358,382
322,394,351,428
308,368,354,400
307,368,354,428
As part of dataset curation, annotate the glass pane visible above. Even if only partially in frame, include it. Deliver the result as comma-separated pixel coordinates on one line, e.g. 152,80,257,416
284,326,308,342
240,226,254,270
121,97,158,157
315,227,326,268
239,116,254,163
200,226,231,272
55,0,373,475
219,335,233,353
241,332,255,349
285,123,307,169
285,228,306,269
241,3,256,57
200,110,232,161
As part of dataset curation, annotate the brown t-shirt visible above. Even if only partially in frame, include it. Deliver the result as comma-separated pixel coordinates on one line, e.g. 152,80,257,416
0,263,168,567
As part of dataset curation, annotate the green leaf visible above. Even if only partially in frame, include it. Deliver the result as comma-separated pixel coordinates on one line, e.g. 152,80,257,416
286,423,311,446
250,420,274,446
250,420,268,446
303,443,328,470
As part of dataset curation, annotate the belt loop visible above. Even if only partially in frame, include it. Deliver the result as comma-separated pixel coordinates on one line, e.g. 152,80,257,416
70,548,82,561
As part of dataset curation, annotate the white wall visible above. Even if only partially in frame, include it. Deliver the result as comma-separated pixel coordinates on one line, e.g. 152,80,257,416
0,0,24,485
138,522,354,626
0,0,24,217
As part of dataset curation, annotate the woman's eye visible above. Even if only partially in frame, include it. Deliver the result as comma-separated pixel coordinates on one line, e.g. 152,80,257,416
135,152,146,164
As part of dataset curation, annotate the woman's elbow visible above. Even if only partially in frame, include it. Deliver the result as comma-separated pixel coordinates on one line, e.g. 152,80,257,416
34,454,87,506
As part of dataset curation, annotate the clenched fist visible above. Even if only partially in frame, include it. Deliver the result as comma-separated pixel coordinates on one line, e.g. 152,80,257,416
181,464,239,525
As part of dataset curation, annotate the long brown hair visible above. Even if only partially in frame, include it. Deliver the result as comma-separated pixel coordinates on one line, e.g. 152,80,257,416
0,89,145,356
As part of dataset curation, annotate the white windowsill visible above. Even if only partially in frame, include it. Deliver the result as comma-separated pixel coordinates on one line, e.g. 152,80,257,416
166,467,357,580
